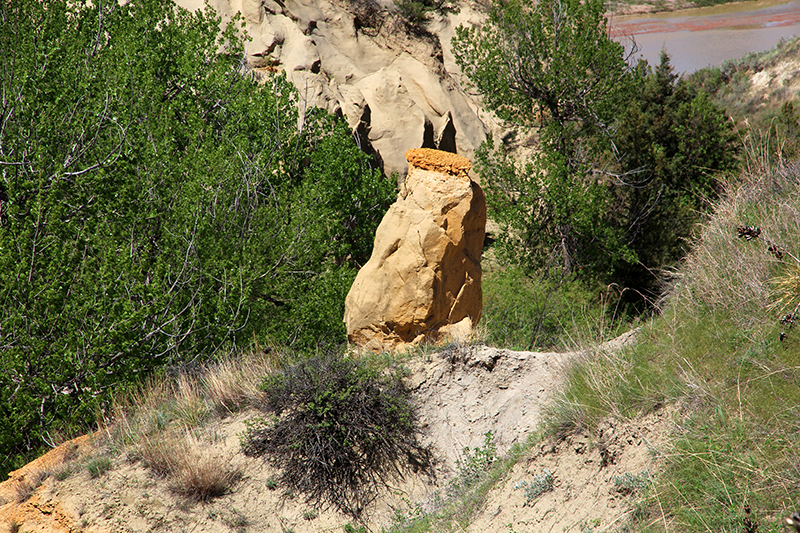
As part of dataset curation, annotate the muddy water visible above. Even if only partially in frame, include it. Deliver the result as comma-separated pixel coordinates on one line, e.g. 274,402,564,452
611,0,800,73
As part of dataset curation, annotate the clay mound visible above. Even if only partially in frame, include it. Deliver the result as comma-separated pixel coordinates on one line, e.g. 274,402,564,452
0,435,95,532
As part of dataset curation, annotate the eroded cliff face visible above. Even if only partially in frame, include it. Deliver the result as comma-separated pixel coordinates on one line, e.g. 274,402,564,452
176,0,488,177
344,148,486,352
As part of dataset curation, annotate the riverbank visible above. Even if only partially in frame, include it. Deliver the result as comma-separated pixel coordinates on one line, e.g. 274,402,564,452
609,0,800,72
611,0,794,17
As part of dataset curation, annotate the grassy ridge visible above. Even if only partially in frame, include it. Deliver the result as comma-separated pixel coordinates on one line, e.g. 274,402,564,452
547,149,800,531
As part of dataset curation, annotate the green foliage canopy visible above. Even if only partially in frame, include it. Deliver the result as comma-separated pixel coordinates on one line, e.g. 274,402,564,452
453,0,640,278
453,0,632,150
453,0,737,301
0,0,393,474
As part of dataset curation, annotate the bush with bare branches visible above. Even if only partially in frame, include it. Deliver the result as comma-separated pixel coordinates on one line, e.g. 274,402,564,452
242,353,433,519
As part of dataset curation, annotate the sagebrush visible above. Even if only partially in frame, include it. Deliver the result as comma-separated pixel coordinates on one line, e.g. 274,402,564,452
242,353,433,519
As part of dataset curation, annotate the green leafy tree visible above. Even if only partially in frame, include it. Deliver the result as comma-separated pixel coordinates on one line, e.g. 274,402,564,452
453,0,638,278
453,0,633,152
0,0,393,474
454,0,737,303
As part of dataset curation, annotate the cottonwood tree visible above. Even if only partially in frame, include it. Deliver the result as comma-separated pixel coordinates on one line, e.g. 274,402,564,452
453,0,736,302
0,0,393,474
453,0,639,278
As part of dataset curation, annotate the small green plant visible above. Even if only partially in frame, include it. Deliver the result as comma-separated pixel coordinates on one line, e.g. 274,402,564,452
53,464,75,481
343,523,367,533
242,352,433,519
513,469,554,504
265,476,278,490
578,517,603,532
390,495,426,528
221,509,249,533
613,471,650,496
395,0,458,28
86,456,113,479
302,509,318,520
449,431,497,496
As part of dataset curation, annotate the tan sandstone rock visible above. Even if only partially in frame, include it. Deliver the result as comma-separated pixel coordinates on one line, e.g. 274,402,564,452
344,148,485,352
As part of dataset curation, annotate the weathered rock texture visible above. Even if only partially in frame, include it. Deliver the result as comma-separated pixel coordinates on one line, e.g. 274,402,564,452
344,148,485,352
175,0,488,177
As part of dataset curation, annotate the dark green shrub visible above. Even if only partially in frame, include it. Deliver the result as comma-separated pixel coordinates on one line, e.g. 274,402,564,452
396,0,458,28
242,353,432,519
609,53,739,302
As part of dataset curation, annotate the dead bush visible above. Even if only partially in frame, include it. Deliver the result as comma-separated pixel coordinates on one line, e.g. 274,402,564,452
242,353,433,520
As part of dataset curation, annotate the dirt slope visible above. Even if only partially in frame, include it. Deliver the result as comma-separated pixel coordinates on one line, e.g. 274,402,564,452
0,331,676,533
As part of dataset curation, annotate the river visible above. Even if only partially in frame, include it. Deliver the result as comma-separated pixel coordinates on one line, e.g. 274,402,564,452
610,0,800,73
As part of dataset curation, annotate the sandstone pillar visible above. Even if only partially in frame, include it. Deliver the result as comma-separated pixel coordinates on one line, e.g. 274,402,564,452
344,148,486,352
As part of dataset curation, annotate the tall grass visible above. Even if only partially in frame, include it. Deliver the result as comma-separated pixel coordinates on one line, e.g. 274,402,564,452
544,143,800,531
481,265,630,351
103,349,278,448
96,348,279,501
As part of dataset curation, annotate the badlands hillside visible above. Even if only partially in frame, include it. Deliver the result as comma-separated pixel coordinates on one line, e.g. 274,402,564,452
3,0,800,532
0,333,662,533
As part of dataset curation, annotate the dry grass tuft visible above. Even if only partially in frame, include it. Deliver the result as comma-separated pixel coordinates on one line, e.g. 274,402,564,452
138,432,179,478
173,374,209,427
677,155,800,330
771,263,800,313
13,480,35,504
102,349,277,450
139,429,241,501
14,469,50,503
94,348,272,503
202,351,276,414
171,434,242,502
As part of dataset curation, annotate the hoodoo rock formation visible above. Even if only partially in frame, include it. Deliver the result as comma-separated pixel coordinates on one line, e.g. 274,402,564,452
344,148,485,352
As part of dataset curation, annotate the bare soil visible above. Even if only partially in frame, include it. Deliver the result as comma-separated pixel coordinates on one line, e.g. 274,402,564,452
0,331,678,533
